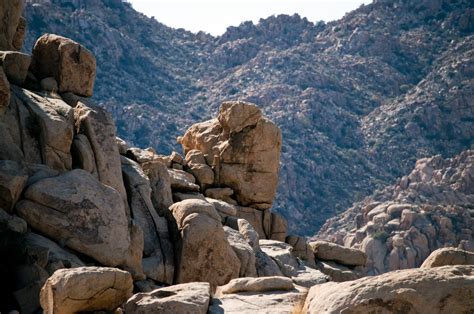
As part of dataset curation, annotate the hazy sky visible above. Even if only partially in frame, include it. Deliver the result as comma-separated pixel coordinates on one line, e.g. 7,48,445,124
128,0,372,36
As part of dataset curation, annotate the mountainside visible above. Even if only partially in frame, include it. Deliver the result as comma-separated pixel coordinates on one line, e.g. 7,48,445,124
24,0,474,235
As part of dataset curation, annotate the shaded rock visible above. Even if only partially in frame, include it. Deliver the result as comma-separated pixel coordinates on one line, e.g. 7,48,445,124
219,276,294,294
74,102,128,203
168,168,200,192
0,160,28,212
205,187,237,204
286,235,316,267
31,34,96,97
0,208,27,234
16,169,143,276
13,87,74,171
39,77,58,93
142,161,173,214
421,247,474,268
304,265,474,313
224,226,257,277
0,67,10,113
235,206,270,239
309,240,367,266
173,192,207,203
116,136,129,155
71,133,98,177
0,51,30,85
185,149,214,187
315,260,362,282
170,199,240,286
122,156,174,284
206,197,238,217
270,212,288,242
40,267,133,314
0,0,24,51
125,282,211,314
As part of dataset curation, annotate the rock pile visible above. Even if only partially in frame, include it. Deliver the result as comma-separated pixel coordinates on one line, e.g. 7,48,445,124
316,150,474,274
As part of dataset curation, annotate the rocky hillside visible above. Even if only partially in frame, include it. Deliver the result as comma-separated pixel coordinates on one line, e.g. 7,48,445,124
316,150,474,274
23,0,474,235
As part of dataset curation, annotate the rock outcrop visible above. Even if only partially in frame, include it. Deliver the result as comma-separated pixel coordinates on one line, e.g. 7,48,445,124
304,265,474,313
317,150,474,274
421,247,474,268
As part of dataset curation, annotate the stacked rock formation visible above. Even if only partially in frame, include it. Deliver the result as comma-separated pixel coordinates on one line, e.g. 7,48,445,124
316,150,474,275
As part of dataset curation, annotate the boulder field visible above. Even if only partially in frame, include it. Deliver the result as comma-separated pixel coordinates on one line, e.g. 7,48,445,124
0,1,472,313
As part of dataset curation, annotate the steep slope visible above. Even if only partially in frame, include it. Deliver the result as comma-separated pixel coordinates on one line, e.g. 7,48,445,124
24,0,474,235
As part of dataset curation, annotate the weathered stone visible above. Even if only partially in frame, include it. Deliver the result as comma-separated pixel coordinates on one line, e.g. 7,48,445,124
421,247,474,268
286,235,316,267
39,77,58,92
315,260,362,282
31,34,96,97
206,197,238,217
170,199,240,286
0,0,24,51
309,240,367,266
235,206,269,239
16,170,143,277
168,168,200,192
121,156,174,284
74,102,128,203
116,136,129,155
210,283,306,314
270,212,288,242
71,134,98,177
0,51,30,85
12,87,74,171
142,161,173,215
125,282,211,314
0,208,27,233
219,276,294,294
180,102,282,207
304,265,474,313
0,67,10,113
0,160,28,212
185,149,214,187
12,16,26,51
40,267,133,314
224,226,257,277
205,187,237,204
173,192,207,203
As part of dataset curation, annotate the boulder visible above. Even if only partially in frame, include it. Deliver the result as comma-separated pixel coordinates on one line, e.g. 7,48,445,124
179,101,282,208
304,265,474,313
74,102,128,204
269,212,288,242
125,282,210,314
315,260,363,282
224,226,257,277
0,160,28,212
40,267,133,314
0,51,30,85
219,276,294,294
235,206,271,239
168,168,200,192
421,247,474,268
31,34,96,97
121,156,174,284
285,235,316,267
185,149,214,187
0,208,27,233
205,187,237,204
0,67,10,113
71,133,98,177
206,197,237,218
0,0,24,51
170,199,240,286
309,240,367,266
142,161,173,215
16,169,143,277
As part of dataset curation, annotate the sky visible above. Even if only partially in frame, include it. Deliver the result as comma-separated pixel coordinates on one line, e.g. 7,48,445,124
128,0,372,36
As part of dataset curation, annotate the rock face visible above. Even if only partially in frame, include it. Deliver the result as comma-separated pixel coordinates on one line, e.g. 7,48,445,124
0,160,28,212
0,0,24,51
0,51,31,85
170,199,240,286
125,282,211,314
317,150,474,274
16,169,142,276
31,34,96,97
40,267,133,314
304,265,474,313
180,101,282,209
421,247,474,268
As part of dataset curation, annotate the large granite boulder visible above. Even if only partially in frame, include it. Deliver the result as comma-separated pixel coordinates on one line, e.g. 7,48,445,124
40,267,133,314
304,265,474,313
223,226,257,277
0,160,28,212
309,240,367,266
125,282,211,314
170,199,240,286
0,0,24,51
31,34,96,97
421,247,474,268
0,51,30,85
16,169,143,277
179,101,282,209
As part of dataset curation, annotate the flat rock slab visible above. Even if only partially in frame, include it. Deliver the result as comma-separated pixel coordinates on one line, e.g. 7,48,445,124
125,282,211,314
309,240,367,266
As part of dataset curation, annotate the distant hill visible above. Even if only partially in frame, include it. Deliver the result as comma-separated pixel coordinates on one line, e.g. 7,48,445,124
24,0,474,235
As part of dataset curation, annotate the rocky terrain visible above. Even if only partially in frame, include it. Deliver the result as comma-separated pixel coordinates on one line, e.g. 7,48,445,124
1,1,474,313
23,0,474,235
